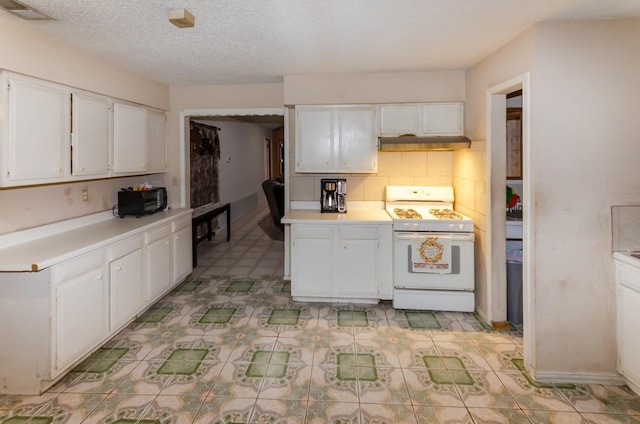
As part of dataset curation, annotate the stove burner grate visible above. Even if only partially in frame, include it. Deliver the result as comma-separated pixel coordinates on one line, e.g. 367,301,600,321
429,208,465,220
394,208,422,219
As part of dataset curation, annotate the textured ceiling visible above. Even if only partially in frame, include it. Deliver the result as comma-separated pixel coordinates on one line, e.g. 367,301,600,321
5,0,640,85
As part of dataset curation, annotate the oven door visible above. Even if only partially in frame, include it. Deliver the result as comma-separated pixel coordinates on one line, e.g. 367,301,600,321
393,231,474,290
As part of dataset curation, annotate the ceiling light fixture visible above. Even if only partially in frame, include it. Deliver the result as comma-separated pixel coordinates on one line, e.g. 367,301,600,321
168,8,194,28
0,0,51,20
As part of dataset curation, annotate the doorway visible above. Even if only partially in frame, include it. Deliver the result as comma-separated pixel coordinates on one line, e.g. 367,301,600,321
486,74,534,372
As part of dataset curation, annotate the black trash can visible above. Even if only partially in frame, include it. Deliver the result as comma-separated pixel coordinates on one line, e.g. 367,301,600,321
506,249,523,325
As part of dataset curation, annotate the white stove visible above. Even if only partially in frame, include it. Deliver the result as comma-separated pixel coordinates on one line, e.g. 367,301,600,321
385,186,476,312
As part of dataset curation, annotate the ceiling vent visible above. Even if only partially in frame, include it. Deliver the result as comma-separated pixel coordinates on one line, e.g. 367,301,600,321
0,0,51,20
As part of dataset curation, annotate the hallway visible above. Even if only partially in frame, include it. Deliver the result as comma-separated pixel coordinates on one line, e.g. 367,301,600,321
0,206,638,423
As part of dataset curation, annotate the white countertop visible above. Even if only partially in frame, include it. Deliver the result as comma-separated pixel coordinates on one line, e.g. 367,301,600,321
614,251,640,268
0,208,192,272
282,209,392,224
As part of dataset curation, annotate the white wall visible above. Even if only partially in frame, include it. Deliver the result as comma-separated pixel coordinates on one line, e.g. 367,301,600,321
531,18,640,378
0,14,170,234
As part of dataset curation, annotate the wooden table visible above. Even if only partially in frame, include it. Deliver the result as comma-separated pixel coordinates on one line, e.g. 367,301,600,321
192,202,230,267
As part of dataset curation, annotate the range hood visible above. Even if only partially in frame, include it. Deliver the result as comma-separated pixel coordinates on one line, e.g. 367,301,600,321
378,135,471,152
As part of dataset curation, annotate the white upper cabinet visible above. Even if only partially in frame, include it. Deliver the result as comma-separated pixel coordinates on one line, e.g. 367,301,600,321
1,73,70,186
112,102,147,174
113,102,167,175
378,102,464,137
146,109,167,172
71,92,111,177
295,105,376,173
0,71,166,187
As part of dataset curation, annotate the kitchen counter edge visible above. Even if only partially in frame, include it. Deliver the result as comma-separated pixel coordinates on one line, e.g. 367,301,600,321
282,209,392,224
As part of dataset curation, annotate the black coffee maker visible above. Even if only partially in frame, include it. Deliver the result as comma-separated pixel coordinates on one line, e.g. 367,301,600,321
320,178,346,213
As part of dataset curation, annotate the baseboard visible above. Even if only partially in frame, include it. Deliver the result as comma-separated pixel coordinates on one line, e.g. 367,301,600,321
534,370,625,386
491,321,511,331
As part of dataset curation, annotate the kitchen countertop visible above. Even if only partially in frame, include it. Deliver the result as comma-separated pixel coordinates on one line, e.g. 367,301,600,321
0,208,192,272
614,251,640,268
282,209,392,224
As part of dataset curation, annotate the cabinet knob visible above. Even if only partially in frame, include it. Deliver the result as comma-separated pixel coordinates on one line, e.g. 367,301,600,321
115,266,122,272
96,274,103,280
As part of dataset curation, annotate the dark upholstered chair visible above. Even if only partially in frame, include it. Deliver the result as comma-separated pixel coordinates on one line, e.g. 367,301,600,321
262,176,285,231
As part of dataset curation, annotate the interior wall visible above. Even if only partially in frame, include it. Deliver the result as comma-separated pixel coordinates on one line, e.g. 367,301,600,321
462,28,536,323
284,71,465,105
530,18,640,378
0,14,170,235
167,84,284,209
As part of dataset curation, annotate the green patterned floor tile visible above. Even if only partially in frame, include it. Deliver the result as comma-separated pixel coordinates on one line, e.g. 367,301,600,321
424,355,474,385
246,362,269,378
246,350,290,378
226,280,255,292
337,310,368,327
74,348,129,373
177,279,205,292
251,350,272,364
405,311,442,329
265,363,288,378
113,420,161,424
157,348,209,375
134,306,174,323
3,417,53,424
200,307,236,324
268,309,301,325
337,353,378,382
337,365,358,381
281,282,291,294
271,351,291,364
358,366,378,382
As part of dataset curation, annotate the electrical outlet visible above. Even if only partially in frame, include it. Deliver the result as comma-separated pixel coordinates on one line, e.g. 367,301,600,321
81,189,88,202
172,176,179,186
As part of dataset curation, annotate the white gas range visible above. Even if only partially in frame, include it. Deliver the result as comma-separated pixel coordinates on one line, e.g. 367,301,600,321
386,186,475,312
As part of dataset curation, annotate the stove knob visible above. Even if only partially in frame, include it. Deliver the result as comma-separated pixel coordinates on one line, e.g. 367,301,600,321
404,223,410,230
458,224,464,230
413,223,419,230
449,223,455,230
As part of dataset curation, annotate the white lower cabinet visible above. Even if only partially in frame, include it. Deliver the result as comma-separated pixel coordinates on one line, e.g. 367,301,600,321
291,223,391,302
615,260,640,395
0,210,192,395
109,236,144,332
146,224,173,303
52,250,108,374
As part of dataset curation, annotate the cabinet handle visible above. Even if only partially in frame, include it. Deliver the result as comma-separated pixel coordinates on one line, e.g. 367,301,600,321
115,266,122,272
164,241,170,245
96,274,103,280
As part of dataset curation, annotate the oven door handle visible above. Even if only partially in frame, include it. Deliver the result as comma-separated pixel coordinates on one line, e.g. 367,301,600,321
394,232,474,241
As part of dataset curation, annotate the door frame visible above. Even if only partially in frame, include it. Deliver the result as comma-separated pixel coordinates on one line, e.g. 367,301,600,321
486,73,534,372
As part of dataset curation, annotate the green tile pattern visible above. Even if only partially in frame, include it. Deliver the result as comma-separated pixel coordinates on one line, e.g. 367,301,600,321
405,311,442,329
337,353,378,381
280,282,291,293
199,307,236,324
113,420,161,424
157,349,209,375
134,307,173,323
74,348,129,373
423,355,474,385
175,279,204,292
3,418,53,424
226,280,255,292
267,308,301,325
337,310,368,327
246,350,290,378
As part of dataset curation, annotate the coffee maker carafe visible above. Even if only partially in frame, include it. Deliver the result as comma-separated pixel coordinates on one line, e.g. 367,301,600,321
320,178,346,213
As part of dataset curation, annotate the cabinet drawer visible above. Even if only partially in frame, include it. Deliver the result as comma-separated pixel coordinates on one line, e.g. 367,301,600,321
616,262,640,292
338,226,378,240
110,235,144,260
51,249,105,283
146,223,171,243
293,225,332,239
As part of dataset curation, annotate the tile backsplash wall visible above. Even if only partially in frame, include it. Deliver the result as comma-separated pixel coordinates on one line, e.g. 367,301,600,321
289,151,454,202
612,205,640,252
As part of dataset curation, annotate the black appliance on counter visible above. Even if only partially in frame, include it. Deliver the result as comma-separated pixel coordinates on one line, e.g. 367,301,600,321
117,187,167,218
320,178,346,213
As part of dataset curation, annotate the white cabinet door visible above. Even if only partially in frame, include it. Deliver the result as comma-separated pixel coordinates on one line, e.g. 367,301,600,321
338,107,377,172
172,223,192,283
146,109,167,172
110,246,144,332
378,104,420,136
3,74,69,185
291,226,333,297
334,226,378,298
112,102,147,174
295,107,335,172
146,225,173,303
616,261,640,393
72,92,111,177
53,253,108,372
421,103,463,136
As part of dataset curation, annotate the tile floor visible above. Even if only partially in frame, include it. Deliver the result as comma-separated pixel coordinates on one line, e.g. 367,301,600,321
1,205,640,423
